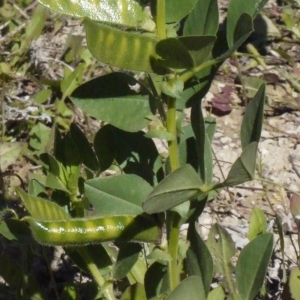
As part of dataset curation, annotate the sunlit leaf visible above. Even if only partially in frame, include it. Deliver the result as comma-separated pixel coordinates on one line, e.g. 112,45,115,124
16,188,70,220
38,0,155,31
84,18,157,72
247,207,267,241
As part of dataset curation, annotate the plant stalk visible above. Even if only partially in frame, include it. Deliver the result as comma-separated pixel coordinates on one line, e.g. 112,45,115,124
156,0,166,40
166,97,179,171
156,0,180,288
79,247,115,300
180,58,218,83
166,97,180,289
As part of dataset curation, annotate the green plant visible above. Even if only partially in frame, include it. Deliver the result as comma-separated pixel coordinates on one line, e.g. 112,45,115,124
0,0,275,299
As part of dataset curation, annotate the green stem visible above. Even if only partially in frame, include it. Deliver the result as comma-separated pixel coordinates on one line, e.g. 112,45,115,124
166,97,180,290
166,97,179,171
79,247,115,300
179,58,218,83
156,0,166,40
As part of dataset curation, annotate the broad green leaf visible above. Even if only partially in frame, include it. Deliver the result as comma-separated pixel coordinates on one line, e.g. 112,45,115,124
187,222,213,296
247,207,267,241
0,142,23,171
143,164,202,214
214,142,257,188
165,276,205,300
236,233,273,300
165,0,198,23
113,243,142,280
206,224,237,293
85,174,152,216
70,123,99,171
289,267,300,300
38,0,155,31
71,73,153,132
94,125,160,184
241,84,265,150
179,36,216,66
16,188,70,220
227,0,268,47
207,286,226,300
183,0,219,36
144,261,169,299
84,18,157,72
155,38,194,69
121,283,147,300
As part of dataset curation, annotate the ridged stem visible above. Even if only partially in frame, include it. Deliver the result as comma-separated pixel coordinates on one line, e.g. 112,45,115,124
157,0,166,40
166,97,180,290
